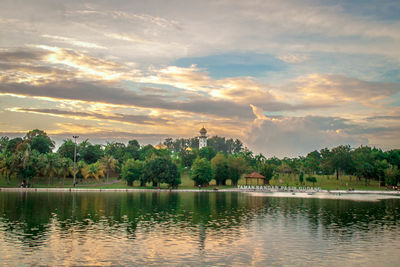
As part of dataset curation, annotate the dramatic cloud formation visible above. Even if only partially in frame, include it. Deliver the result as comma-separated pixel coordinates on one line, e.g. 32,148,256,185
0,0,399,156
247,105,367,157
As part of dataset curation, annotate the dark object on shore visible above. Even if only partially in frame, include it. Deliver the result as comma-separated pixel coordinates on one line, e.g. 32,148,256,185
213,187,218,191
20,180,29,188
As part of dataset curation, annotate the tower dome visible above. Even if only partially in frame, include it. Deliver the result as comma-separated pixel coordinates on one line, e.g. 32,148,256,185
199,126,207,149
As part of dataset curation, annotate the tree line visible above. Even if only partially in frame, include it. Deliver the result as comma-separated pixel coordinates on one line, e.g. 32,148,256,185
0,129,399,188
163,136,243,154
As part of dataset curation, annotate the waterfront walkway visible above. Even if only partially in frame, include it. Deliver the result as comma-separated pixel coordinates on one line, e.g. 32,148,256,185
1,186,399,195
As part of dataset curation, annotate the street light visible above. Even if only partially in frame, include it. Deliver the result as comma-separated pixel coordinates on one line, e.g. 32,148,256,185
72,135,79,188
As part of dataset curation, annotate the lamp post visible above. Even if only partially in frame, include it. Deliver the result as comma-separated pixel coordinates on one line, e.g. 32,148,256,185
73,135,79,187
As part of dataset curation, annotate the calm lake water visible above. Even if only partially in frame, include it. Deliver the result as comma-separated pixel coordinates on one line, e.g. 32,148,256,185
0,191,399,266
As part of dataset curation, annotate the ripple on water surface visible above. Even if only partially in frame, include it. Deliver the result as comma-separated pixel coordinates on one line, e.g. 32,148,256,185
0,191,399,266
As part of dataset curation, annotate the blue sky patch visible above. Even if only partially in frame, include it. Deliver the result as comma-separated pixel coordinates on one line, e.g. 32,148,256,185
172,53,286,79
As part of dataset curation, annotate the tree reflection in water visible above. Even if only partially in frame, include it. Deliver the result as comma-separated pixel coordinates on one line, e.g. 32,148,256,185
0,191,399,265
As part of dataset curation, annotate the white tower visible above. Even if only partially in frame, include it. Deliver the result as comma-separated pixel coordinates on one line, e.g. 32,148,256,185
199,127,207,149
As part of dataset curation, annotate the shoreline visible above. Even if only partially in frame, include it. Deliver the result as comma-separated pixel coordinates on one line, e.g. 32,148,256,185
0,187,400,195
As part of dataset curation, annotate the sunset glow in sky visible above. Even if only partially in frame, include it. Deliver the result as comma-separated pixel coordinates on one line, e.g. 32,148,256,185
1,0,399,157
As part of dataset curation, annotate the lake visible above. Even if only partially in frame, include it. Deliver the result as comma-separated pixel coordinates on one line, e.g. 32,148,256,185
0,191,399,266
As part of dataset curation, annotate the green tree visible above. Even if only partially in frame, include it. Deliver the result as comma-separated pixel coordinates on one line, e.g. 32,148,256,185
267,157,281,167
139,144,157,161
121,159,144,186
259,163,275,184
0,136,9,153
240,148,257,169
208,136,228,153
142,158,180,188
74,160,86,182
58,157,72,185
286,158,301,180
374,160,389,186
232,139,243,154
304,150,321,174
24,129,55,154
191,157,213,186
384,165,400,186
126,139,140,159
211,153,229,186
57,139,75,160
199,146,217,161
320,148,333,175
0,151,13,184
255,153,266,166
180,149,197,168
79,140,104,164
43,153,61,185
6,137,23,153
81,162,105,180
299,172,304,184
100,155,118,182
104,142,126,164
330,145,354,184
351,146,374,181
14,143,39,182
163,138,174,150
306,176,317,187
387,149,400,169
227,155,248,186
188,137,200,150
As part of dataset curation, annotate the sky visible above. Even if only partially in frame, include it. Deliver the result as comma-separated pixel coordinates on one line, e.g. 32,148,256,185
0,0,399,157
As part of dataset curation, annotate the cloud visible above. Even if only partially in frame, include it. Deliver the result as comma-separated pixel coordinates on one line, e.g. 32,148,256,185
0,80,257,120
0,49,49,62
366,115,400,121
42,35,108,49
246,106,367,157
2,47,397,127
39,46,125,80
2,0,400,63
141,65,213,93
277,54,309,63
290,73,400,106
0,47,134,84
1,0,400,159
74,9,182,30
104,33,154,44
9,107,170,126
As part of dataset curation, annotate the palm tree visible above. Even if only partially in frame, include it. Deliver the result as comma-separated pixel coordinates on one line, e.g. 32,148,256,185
21,145,31,169
100,155,118,183
58,158,72,185
255,153,266,164
0,152,12,184
14,144,36,184
81,162,105,181
9,152,21,182
93,162,105,180
80,162,91,180
43,153,60,185
70,160,85,185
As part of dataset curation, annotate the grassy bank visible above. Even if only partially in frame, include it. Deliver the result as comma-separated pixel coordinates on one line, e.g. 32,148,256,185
0,171,388,191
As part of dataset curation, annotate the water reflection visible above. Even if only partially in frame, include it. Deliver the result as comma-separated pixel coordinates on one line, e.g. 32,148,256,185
0,192,399,266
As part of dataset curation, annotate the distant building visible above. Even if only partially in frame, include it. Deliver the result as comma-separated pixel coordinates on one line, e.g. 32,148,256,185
199,127,207,149
154,141,167,150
